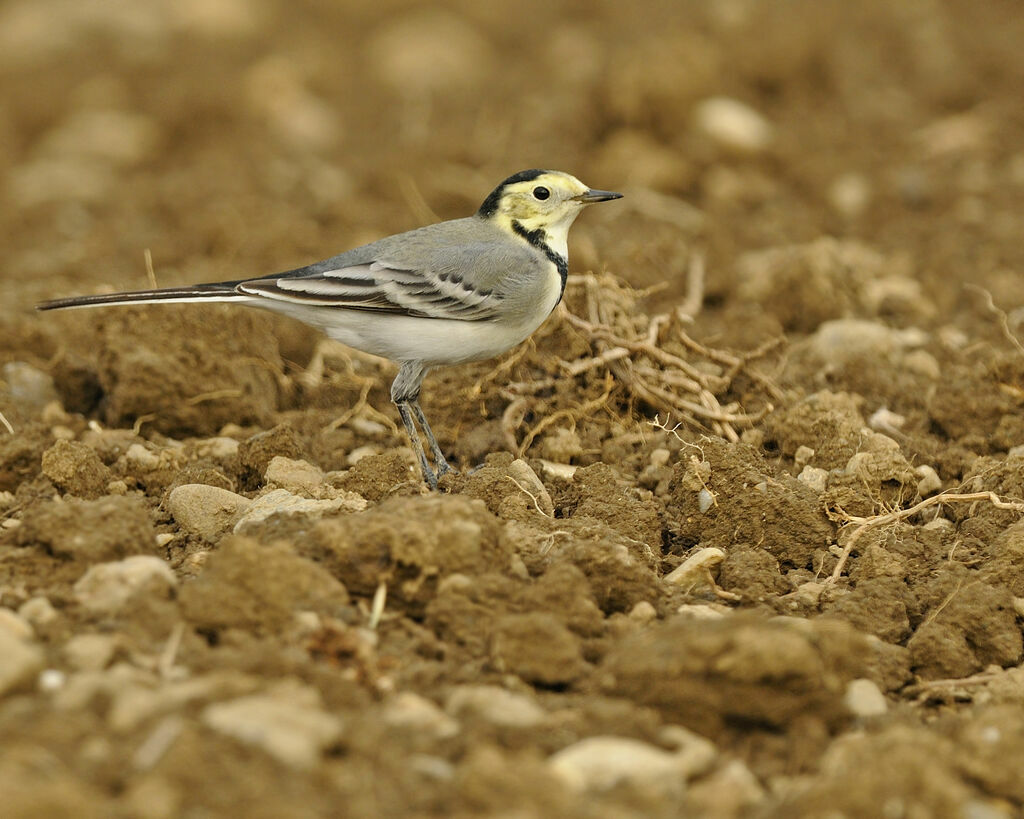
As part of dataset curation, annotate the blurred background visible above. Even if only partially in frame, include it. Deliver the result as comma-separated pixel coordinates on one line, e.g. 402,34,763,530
3,0,1022,329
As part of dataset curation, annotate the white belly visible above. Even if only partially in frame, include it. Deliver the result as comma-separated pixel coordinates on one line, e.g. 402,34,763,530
249,259,563,365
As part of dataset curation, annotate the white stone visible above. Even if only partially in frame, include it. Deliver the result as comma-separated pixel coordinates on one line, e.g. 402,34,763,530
446,685,547,729
797,465,828,495
649,448,671,468
0,628,44,697
664,547,724,586
232,488,365,533
73,556,176,614
804,319,928,365
195,436,240,460
539,460,578,481
869,407,906,434
693,97,774,154
202,684,343,770
507,459,554,516
902,349,941,380
381,692,459,739
38,668,66,692
915,464,943,497
126,443,165,471
548,734,714,795
844,678,888,717
627,601,657,623
167,484,252,541
793,445,815,468
675,603,728,620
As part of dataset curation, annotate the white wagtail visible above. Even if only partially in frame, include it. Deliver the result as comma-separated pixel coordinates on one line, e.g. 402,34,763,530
38,169,622,488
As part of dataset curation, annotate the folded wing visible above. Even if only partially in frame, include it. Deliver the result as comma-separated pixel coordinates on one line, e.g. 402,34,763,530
238,259,503,322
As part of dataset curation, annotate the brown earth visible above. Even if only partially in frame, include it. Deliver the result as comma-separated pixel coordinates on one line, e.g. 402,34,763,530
2,1,1024,816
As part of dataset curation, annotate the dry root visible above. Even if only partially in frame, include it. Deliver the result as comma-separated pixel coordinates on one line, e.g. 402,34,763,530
494,270,781,454
827,490,1024,583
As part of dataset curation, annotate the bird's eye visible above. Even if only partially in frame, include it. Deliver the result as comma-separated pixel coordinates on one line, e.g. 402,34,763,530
532,186,550,200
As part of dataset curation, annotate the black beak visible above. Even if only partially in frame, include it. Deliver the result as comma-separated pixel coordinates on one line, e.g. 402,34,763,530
576,189,623,203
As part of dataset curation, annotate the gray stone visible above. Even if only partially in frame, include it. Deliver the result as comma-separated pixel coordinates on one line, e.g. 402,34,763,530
166,484,252,542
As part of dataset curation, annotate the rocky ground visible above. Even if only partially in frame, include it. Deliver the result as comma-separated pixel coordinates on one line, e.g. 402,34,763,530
2,0,1024,816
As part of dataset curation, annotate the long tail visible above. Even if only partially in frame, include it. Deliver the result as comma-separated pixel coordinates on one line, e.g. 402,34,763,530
37,283,250,312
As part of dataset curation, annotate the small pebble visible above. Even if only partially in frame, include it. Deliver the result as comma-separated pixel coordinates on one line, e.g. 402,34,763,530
649,447,671,468
38,668,67,692
868,407,906,434
627,601,657,623
548,734,716,795
664,547,724,586
507,459,554,516
232,488,366,533
346,445,379,465
797,466,828,495
201,685,343,770
915,465,943,497
693,96,774,154
73,556,176,614
382,692,459,739
675,603,728,619
166,484,252,542
843,678,888,718
446,685,547,729
793,445,815,468
18,596,58,627
902,349,941,380
697,487,715,513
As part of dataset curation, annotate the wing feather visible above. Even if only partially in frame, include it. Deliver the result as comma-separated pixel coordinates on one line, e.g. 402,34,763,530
237,258,504,321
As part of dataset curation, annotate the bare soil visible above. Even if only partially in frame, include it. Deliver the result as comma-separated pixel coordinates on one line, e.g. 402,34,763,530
3,1,1024,816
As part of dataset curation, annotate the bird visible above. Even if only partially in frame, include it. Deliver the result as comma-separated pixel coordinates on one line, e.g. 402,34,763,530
38,169,623,489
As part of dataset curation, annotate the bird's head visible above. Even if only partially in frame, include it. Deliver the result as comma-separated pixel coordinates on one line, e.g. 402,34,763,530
477,169,621,257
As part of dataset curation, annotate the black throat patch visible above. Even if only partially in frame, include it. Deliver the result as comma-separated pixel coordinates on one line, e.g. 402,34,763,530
511,219,569,303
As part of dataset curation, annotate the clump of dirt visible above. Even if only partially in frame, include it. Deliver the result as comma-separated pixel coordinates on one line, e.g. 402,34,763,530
16,495,158,563
666,436,833,567
305,494,511,610
94,307,283,436
179,535,351,635
601,615,871,771
40,439,112,498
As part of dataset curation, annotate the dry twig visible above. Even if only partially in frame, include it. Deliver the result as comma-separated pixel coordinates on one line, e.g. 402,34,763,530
828,490,1024,583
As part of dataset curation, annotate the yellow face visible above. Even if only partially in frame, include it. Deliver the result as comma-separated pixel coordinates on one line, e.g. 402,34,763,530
493,171,590,222
477,169,621,255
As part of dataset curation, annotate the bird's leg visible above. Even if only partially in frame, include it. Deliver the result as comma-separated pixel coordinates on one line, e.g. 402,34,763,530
396,402,437,489
411,400,454,477
392,361,442,489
